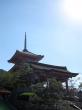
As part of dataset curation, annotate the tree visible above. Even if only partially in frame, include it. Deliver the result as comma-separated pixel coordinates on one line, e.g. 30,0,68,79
0,63,34,89
79,82,82,91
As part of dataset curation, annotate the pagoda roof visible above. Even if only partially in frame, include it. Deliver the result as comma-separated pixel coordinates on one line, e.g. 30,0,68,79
31,62,67,70
8,50,44,63
30,62,78,82
30,62,78,76
9,62,78,81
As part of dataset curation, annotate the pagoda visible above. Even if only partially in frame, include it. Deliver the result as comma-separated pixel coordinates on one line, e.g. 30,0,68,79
8,32,44,64
8,32,78,91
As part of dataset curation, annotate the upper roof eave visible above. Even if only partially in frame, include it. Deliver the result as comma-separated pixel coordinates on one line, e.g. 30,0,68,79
8,50,44,63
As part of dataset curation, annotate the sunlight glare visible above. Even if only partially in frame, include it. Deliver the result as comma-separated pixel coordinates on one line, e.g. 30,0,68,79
60,0,82,23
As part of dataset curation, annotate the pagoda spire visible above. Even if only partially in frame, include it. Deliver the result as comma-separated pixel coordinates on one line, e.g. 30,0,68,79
23,32,28,52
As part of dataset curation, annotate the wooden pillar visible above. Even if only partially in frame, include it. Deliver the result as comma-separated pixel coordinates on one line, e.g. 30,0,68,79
66,79,69,93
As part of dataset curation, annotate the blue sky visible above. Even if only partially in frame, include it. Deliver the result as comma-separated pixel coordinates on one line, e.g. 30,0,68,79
0,0,82,85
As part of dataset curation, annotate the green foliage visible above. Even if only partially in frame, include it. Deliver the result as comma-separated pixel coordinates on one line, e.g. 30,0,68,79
0,72,15,89
0,63,34,89
20,92,36,96
0,65,79,110
0,70,76,110
0,102,10,110
16,63,33,75
30,78,63,105
48,78,63,92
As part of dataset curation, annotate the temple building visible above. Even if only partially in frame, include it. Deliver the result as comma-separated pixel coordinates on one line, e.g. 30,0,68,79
8,32,78,90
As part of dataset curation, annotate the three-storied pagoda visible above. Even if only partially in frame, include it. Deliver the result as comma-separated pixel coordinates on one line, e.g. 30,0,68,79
8,32,78,90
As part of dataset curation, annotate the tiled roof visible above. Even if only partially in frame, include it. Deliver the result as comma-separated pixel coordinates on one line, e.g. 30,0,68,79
8,50,44,63
30,62,78,76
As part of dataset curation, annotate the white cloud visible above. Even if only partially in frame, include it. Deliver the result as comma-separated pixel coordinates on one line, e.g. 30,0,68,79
59,0,82,24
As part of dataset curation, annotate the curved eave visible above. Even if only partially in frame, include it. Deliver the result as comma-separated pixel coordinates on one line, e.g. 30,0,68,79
31,62,67,70
50,69,78,79
69,72,78,77
31,64,78,78
31,63,78,76
8,50,19,63
8,50,44,63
